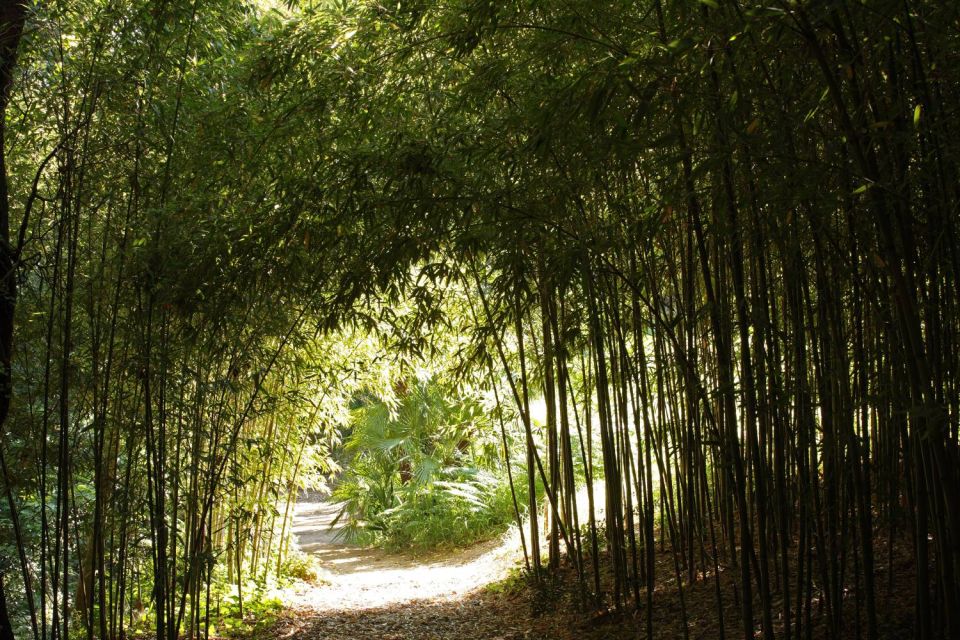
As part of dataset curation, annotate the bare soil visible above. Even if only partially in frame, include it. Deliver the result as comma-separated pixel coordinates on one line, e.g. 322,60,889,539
256,499,918,640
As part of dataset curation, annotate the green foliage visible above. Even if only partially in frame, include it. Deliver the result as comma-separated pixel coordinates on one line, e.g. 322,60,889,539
279,549,327,586
333,379,522,550
0,0,957,637
210,590,285,638
482,565,529,597
376,468,524,550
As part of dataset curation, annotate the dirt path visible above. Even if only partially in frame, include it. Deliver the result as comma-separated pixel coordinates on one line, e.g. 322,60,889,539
270,486,611,639
272,499,529,639
269,491,922,640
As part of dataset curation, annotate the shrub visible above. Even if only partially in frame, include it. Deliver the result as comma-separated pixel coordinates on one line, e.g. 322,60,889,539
331,379,524,550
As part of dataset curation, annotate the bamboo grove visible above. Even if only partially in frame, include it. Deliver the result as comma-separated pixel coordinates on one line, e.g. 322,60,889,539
1,1,958,640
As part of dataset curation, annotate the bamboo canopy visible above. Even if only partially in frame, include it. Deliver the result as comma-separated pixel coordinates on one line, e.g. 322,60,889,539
0,1,958,639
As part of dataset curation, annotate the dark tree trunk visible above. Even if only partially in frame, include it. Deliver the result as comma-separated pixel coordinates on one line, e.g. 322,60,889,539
0,571,13,640
0,0,26,426
0,4,27,638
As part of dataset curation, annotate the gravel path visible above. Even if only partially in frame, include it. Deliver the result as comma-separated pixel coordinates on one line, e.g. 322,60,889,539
258,487,630,640
285,499,523,611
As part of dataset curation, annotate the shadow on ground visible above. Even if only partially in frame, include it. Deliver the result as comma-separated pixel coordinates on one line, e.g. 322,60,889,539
269,593,531,640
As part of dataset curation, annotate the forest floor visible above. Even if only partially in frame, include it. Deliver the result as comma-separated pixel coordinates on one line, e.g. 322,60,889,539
252,497,918,640
285,498,523,612
261,496,536,639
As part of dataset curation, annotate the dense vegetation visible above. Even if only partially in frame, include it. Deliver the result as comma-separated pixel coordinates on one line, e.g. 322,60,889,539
332,379,523,550
0,1,958,639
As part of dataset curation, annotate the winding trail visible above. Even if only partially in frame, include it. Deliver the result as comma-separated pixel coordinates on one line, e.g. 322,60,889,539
290,499,521,608
272,497,528,639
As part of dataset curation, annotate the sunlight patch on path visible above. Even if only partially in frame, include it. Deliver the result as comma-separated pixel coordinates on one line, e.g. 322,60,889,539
285,500,524,611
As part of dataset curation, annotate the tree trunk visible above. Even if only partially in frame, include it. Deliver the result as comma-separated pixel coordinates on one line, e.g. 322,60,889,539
0,5,27,638
0,571,14,640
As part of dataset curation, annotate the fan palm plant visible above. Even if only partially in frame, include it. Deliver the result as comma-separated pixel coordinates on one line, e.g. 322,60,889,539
332,379,519,548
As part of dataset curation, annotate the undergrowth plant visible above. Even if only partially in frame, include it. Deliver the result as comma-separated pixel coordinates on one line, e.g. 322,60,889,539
332,379,524,550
